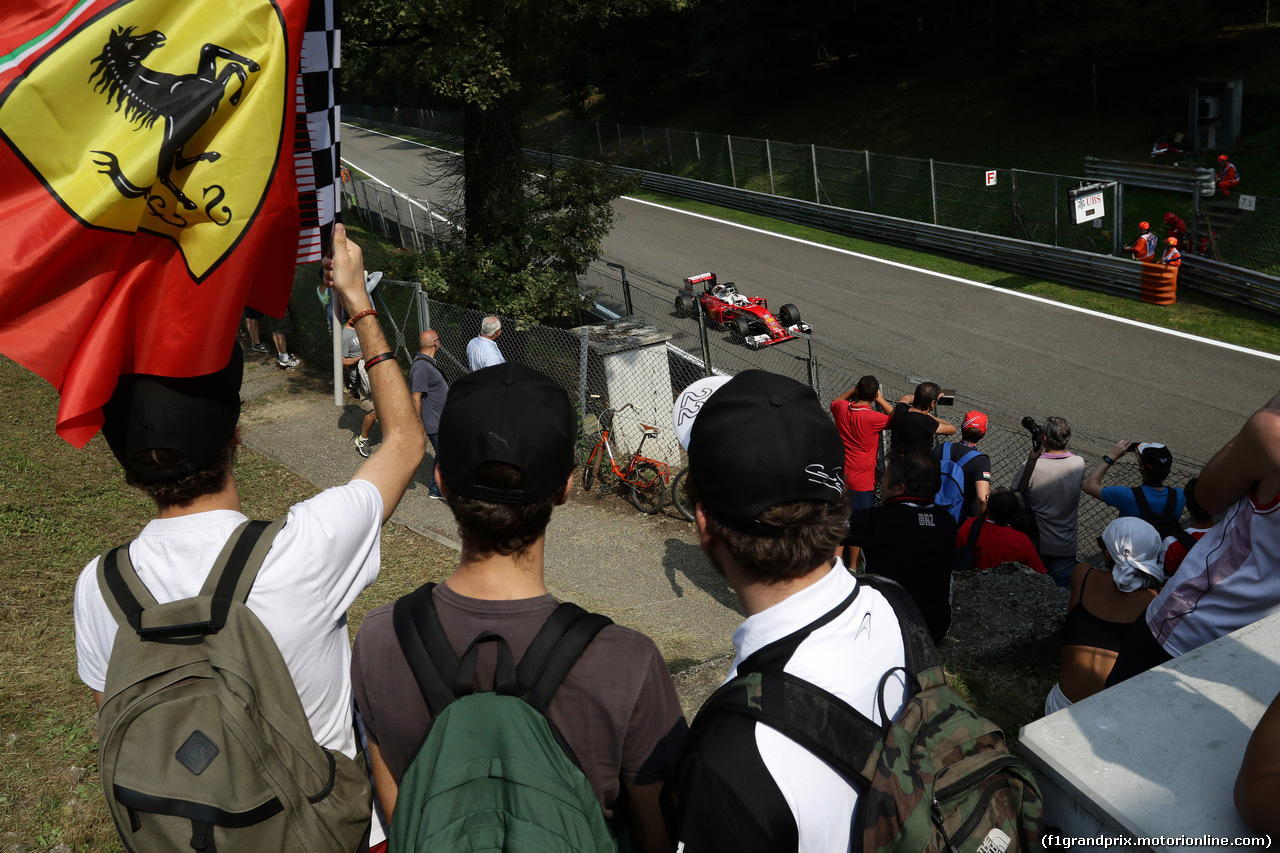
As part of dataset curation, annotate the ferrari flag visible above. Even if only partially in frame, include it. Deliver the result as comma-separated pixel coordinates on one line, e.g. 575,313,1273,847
0,0,319,446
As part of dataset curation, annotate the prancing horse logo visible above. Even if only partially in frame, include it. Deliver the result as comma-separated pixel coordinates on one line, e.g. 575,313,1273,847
88,26,260,227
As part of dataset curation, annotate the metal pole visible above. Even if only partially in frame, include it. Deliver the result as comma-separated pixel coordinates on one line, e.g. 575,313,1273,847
766,140,775,195
812,144,820,204
640,126,648,163
578,328,590,461
1054,176,1059,247
728,136,737,188
406,199,420,253
697,299,713,378
605,262,632,317
596,123,603,159
617,123,623,161
695,132,704,181
1011,170,1018,234
666,128,674,174
424,198,439,247
374,187,390,238
865,150,873,212
415,281,426,333
1112,182,1122,256
929,159,938,225
807,335,818,392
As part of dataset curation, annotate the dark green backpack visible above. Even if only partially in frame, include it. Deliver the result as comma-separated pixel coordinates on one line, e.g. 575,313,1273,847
96,519,372,852
388,583,617,853
696,574,1046,853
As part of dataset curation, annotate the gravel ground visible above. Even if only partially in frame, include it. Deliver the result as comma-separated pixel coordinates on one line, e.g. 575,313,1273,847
947,563,1073,658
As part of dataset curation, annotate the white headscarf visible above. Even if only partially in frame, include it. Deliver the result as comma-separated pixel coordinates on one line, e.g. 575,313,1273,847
1102,517,1165,593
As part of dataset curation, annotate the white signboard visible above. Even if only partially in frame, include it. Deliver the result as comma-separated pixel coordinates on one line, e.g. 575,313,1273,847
985,170,997,187
1073,191,1105,224
1239,194,1257,212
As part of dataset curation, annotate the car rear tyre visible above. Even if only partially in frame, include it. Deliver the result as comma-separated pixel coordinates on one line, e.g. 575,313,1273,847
778,303,801,327
627,463,666,514
675,294,695,318
671,467,695,522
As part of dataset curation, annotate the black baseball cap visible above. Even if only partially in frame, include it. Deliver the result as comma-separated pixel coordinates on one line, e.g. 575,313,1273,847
437,363,577,504
100,345,243,483
1138,442,1173,473
688,370,845,532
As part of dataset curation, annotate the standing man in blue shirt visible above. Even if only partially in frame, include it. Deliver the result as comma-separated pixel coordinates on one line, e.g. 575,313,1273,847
410,329,448,500
466,316,505,372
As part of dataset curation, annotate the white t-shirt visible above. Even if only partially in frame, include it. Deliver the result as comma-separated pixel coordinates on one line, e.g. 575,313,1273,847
1147,491,1280,656
725,566,908,853
74,479,383,757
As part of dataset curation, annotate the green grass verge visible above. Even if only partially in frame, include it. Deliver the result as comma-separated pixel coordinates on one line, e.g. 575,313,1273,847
630,188,1280,356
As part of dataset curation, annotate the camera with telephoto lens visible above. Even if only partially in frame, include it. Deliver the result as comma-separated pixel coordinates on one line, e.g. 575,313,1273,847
1022,416,1046,449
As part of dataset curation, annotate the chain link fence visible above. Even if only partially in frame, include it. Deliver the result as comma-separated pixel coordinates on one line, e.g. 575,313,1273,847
339,170,462,252
348,104,1279,276
580,259,1203,563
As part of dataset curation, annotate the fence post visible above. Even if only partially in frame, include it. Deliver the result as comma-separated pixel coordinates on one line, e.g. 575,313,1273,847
578,328,591,461
606,262,633,317
424,197,439,247
406,199,420,252
596,123,604,159
806,336,819,393
640,126,649,163
766,139,775,195
812,145,820,204
666,128,674,174
865,150,873,212
415,281,428,334
1112,182,1122,256
1054,175,1059,247
727,136,737,188
1011,170,1018,236
616,123,623,162
929,159,938,225
695,132,704,181
374,187,390,238
697,300,713,378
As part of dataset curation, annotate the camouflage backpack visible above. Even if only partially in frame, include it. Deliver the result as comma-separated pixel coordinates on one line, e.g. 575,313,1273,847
691,574,1045,853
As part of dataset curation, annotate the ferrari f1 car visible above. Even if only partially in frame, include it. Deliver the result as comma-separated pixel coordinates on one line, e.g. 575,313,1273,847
675,272,812,349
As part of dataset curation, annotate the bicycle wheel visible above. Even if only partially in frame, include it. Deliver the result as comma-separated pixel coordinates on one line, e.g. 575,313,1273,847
582,447,601,492
626,463,666,514
671,467,695,522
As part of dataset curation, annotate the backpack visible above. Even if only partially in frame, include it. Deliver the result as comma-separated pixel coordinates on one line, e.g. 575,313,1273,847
389,583,616,852
1131,487,1195,551
936,444,983,523
953,517,986,572
96,519,372,852
686,575,1045,853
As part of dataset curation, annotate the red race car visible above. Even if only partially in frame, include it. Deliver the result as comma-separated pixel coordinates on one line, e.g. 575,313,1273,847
675,272,812,349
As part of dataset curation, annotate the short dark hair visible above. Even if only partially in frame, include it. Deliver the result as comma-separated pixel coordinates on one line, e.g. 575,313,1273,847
912,382,941,410
448,462,559,556
1043,416,1072,451
125,442,237,510
1139,455,1171,486
961,427,985,443
987,487,1019,525
885,449,940,498
702,499,850,585
855,375,880,402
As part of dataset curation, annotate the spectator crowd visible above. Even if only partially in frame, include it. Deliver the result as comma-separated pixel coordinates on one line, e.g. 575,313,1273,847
71,228,1280,850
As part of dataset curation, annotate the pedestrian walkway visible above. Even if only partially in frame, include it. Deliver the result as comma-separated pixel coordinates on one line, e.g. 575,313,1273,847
235,349,739,716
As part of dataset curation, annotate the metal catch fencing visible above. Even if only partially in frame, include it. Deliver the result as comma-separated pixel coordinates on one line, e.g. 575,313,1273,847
339,169,461,252
347,104,1280,279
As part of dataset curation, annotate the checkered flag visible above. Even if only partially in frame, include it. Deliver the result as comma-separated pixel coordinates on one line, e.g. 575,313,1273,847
295,0,340,264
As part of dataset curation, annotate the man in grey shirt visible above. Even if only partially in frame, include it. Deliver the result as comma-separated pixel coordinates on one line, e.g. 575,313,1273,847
410,329,448,499
1010,416,1086,587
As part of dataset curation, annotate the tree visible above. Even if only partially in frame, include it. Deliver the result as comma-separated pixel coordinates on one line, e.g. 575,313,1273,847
344,0,676,243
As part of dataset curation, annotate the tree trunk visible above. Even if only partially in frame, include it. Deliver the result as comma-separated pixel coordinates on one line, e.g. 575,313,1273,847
462,94,525,245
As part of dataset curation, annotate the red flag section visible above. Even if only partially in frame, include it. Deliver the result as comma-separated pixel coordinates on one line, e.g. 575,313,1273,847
0,0,310,446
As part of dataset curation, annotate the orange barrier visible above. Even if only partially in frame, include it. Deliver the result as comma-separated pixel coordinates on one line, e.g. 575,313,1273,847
1139,262,1178,305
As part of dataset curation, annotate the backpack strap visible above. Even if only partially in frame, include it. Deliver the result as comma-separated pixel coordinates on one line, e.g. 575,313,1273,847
98,519,283,636
966,517,985,550
955,448,983,468
516,604,613,715
392,583,459,717
855,574,942,681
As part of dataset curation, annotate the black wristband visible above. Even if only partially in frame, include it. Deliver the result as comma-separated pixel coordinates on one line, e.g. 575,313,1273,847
363,352,397,370
1102,455,1114,466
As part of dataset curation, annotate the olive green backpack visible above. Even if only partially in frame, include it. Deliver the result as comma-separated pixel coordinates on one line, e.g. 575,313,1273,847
95,519,371,852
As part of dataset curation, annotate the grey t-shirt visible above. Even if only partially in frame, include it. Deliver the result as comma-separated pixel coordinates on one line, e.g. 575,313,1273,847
350,583,687,829
1011,452,1087,557
409,354,447,435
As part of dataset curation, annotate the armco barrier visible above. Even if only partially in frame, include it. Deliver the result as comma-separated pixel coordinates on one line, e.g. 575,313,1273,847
1181,255,1280,317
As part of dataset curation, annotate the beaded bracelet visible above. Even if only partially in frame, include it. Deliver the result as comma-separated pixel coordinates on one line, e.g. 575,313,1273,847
347,308,379,324
363,352,397,370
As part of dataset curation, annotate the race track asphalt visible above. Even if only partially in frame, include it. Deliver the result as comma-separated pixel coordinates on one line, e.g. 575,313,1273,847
342,124,1279,463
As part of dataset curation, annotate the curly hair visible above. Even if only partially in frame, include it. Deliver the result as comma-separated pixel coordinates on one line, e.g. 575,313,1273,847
702,499,850,585
125,443,237,510
448,462,559,557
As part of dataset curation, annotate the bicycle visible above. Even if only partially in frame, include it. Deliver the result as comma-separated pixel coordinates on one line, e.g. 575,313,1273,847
670,467,695,522
581,398,669,514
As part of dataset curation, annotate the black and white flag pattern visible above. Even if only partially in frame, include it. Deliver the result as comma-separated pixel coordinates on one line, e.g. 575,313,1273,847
295,0,340,263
